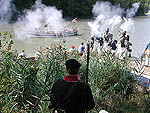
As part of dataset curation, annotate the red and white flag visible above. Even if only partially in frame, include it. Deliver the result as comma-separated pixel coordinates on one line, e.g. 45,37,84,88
72,18,77,23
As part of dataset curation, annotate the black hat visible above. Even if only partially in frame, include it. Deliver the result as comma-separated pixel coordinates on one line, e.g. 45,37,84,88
65,59,81,69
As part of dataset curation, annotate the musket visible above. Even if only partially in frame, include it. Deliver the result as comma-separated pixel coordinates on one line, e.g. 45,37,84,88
80,37,87,41
76,37,87,41
85,41,90,84
80,28,90,31
116,27,122,34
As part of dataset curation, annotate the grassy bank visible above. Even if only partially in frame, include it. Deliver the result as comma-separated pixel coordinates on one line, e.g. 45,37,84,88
0,32,150,113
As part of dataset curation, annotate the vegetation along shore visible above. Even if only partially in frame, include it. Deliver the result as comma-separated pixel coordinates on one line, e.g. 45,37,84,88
1,0,150,112
0,32,150,113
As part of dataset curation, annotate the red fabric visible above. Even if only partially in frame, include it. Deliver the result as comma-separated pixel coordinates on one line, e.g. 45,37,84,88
72,45,75,49
64,75,79,82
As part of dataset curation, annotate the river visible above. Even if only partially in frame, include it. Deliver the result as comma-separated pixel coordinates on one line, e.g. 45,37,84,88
0,16,150,57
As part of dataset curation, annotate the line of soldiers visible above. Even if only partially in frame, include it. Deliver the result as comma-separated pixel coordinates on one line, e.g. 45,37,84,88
90,28,132,59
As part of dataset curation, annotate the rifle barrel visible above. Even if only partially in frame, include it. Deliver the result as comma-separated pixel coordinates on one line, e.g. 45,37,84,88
85,43,90,84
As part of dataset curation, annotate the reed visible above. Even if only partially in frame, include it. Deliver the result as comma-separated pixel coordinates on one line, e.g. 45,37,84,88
0,33,150,113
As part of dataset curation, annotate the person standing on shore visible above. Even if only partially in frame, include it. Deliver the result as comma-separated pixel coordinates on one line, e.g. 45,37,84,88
78,42,85,56
116,31,127,59
110,40,117,55
124,35,132,57
103,28,113,52
50,59,95,113
69,45,75,52
18,50,27,58
35,50,41,60
144,42,150,67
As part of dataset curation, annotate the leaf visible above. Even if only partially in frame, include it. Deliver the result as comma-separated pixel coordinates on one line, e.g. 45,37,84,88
2,37,6,42
8,39,14,45
4,32,8,36
9,33,12,39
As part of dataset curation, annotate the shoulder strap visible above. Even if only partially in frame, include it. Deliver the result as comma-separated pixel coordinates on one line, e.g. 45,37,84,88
56,82,79,109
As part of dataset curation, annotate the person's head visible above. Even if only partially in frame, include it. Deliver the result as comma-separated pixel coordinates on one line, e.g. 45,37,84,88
65,59,81,75
22,50,25,52
58,45,62,49
106,28,109,33
81,42,84,45
113,40,117,44
63,39,66,43
91,36,94,40
123,31,126,36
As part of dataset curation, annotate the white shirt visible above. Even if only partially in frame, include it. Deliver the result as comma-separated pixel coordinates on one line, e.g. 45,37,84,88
18,52,27,58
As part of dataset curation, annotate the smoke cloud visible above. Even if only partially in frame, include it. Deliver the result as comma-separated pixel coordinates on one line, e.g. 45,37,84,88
120,2,140,33
89,1,140,37
14,0,65,40
0,0,15,24
88,1,123,37
126,2,140,18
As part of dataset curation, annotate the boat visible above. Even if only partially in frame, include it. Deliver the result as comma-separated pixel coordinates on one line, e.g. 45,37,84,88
27,29,78,38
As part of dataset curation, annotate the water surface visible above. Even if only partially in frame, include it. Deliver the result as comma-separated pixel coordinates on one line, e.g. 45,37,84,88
0,17,150,57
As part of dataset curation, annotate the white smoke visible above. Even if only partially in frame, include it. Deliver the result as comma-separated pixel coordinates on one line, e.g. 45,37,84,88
14,0,65,40
0,0,15,24
89,1,140,37
120,18,135,33
120,2,140,33
88,1,123,37
126,2,140,18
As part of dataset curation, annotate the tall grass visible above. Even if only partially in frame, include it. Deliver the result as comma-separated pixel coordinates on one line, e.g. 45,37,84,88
0,33,150,113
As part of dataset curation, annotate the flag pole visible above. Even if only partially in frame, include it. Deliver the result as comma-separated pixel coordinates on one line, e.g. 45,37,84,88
64,18,77,29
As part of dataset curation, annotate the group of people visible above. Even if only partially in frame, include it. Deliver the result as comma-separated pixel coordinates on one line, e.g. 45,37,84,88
16,26,150,113
18,27,133,61
68,42,86,56
17,28,134,113
90,28,132,59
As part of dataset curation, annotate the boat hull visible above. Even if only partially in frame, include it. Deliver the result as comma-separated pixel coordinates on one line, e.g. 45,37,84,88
27,31,78,38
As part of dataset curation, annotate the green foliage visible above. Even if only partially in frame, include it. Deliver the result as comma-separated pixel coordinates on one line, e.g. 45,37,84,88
0,32,45,112
1,33,150,112
87,52,134,112
11,0,149,19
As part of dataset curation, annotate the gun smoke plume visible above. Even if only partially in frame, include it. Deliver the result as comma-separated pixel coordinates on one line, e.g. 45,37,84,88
89,1,140,37
0,0,16,24
14,0,65,40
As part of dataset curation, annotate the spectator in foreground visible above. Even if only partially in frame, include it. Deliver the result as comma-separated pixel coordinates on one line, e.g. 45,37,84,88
50,59,95,113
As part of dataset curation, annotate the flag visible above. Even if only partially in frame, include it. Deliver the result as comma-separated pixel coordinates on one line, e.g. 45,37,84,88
72,18,77,23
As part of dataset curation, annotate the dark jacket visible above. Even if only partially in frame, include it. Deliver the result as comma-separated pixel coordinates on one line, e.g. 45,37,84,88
50,79,95,113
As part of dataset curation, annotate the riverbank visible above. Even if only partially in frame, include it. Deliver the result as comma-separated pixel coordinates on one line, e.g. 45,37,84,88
129,57,150,76
145,10,150,16
1,37,150,112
